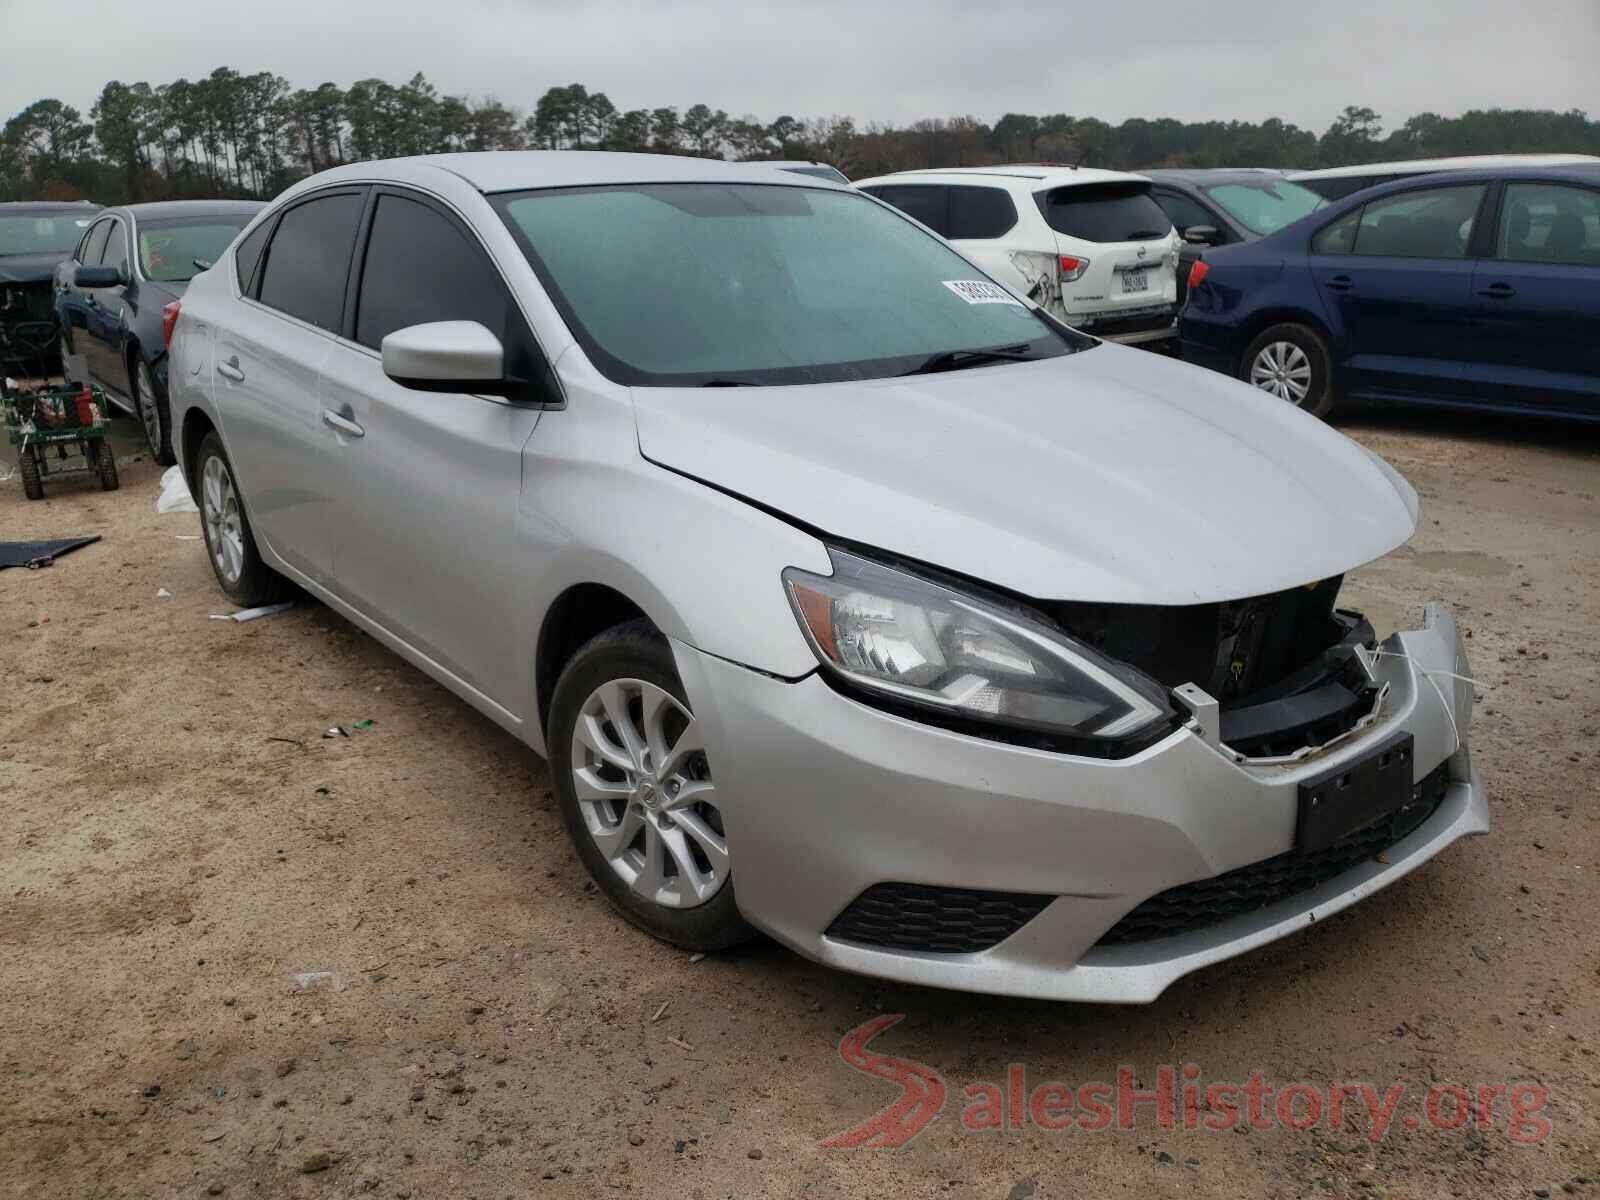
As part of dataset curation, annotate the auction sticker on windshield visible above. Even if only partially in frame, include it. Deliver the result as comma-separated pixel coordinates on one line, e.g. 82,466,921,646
942,280,1024,305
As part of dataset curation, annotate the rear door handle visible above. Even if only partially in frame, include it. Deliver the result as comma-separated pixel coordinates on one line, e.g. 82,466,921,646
1324,275,1354,292
1477,283,1515,298
322,407,365,438
216,355,245,382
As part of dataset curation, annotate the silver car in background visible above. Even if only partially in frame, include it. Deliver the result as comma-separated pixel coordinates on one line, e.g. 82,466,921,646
168,152,1484,1002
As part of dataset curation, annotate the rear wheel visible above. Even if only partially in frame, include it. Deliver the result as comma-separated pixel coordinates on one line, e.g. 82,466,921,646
1242,323,1335,418
196,430,289,606
131,354,174,465
548,620,753,952
19,447,43,500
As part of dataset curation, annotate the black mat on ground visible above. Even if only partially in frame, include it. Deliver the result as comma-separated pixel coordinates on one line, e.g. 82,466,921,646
0,535,101,569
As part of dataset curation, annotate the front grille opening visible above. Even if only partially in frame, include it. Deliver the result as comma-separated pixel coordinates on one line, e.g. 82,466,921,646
1096,764,1450,947
1051,583,1380,758
826,882,1053,955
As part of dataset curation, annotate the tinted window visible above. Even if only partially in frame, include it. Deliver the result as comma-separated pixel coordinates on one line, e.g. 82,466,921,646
947,185,1017,239
1497,183,1600,267
138,216,254,283
1349,185,1485,258
234,219,271,294
99,220,129,276
873,185,949,236
1152,190,1214,233
494,183,1084,387
355,194,508,350
256,192,364,331
80,219,112,265
0,211,96,257
1039,183,1172,243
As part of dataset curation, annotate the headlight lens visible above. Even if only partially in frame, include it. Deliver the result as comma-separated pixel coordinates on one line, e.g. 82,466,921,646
783,549,1172,742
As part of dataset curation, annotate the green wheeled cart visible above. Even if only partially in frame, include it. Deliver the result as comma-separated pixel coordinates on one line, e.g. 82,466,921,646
3,339,118,500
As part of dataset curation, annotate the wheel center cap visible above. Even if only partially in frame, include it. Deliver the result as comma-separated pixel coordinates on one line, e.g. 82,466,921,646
636,780,658,810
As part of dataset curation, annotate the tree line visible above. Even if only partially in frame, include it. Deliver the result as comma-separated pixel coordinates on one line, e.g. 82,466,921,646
4,67,1597,204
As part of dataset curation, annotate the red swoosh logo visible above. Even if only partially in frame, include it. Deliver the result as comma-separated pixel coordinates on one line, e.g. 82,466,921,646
819,1014,945,1148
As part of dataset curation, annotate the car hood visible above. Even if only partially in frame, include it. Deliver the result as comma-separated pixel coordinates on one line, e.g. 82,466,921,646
631,343,1418,605
0,252,69,284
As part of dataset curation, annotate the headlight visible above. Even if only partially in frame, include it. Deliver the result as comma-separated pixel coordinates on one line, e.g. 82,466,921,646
783,549,1173,744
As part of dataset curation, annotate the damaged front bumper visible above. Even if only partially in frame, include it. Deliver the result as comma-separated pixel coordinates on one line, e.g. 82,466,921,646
673,601,1484,1003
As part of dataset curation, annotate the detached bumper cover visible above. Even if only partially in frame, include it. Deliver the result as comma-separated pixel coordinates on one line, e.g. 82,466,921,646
673,603,1485,1003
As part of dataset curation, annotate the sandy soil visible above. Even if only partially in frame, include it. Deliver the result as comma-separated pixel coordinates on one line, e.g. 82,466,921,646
2,407,1597,1200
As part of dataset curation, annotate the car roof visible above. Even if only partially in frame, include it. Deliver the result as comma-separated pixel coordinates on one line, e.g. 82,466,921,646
1290,153,1600,181
114,200,267,220
758,160,841,170
289,151,842,196
855,164,1150,190
0,201,101,213
1140,168,1293,185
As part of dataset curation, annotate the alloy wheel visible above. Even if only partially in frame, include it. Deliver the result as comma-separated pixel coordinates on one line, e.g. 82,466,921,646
201,454,245,585
136,361,161,454
568,678,728,909
1249,341,1313,405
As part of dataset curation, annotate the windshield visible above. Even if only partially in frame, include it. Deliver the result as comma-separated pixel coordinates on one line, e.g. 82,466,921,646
1202,180,1327,234
492,183,1086,386
137,216,253,282
0,212,96,257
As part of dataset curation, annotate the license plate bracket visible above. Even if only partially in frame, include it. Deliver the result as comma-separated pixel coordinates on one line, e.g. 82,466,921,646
1295,731,1415,853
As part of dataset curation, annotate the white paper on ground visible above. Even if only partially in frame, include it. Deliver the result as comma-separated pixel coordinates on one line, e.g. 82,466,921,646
157,466,199,514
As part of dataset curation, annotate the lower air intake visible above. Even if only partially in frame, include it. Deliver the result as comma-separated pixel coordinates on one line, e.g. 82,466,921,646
825,882,1054,955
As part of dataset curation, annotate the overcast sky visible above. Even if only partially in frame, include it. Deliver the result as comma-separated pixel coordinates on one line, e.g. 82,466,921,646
3,0,1596,134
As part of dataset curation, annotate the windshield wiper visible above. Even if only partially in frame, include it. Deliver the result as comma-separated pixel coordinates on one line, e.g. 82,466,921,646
1126,229,1167,241
698,378,762,387
192,257,214,272
902,343,1034,376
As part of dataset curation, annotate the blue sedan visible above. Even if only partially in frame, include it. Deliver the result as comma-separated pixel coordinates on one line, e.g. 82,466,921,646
1179,165,1600,421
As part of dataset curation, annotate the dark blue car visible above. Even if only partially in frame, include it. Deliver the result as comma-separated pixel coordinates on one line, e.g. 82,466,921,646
1179,165,1600,421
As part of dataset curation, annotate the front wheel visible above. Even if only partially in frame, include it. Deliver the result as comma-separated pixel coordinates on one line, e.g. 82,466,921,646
548,620,753,952
19,447,43,500
132,355,174,465
1241,323,1335,418
196,431,290,606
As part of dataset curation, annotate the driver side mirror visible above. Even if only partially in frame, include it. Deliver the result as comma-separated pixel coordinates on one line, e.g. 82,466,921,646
75,264,122,288
1182,225,1220,246
382,321,516,396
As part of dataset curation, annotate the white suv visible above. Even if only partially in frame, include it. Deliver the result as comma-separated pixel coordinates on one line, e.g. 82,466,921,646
855,165,1181,345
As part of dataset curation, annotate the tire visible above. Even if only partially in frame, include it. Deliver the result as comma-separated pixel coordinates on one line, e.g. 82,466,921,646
19,447,43,501
1241,323,1336,418
130,352,174,465
195,430,290,607
93,438,119,491
548,619,754,952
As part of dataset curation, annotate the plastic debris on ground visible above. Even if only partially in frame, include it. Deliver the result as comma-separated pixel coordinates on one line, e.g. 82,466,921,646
156,465,199,514
156,587,172,598
323,726,348,739
352,719,375,730
208,602,293,623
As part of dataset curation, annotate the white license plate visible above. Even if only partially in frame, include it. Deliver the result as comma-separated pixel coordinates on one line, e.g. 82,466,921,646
1120,268,1148,294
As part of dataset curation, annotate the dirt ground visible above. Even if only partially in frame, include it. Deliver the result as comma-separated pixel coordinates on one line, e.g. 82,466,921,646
2,406,1597,1200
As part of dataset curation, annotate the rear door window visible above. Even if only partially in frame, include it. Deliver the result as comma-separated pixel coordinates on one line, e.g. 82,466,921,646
255,191,365,332
354,193,510,350
1348,184,1486,259
1495,182,1600,267
946,185,1017,239
233,219,272,294
872,185,950,236
1038,183,1172,243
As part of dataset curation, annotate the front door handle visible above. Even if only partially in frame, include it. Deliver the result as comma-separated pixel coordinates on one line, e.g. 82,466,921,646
322,407,365,438
1476,282,1515,299
1324,274,1354,292
216,355,245,382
